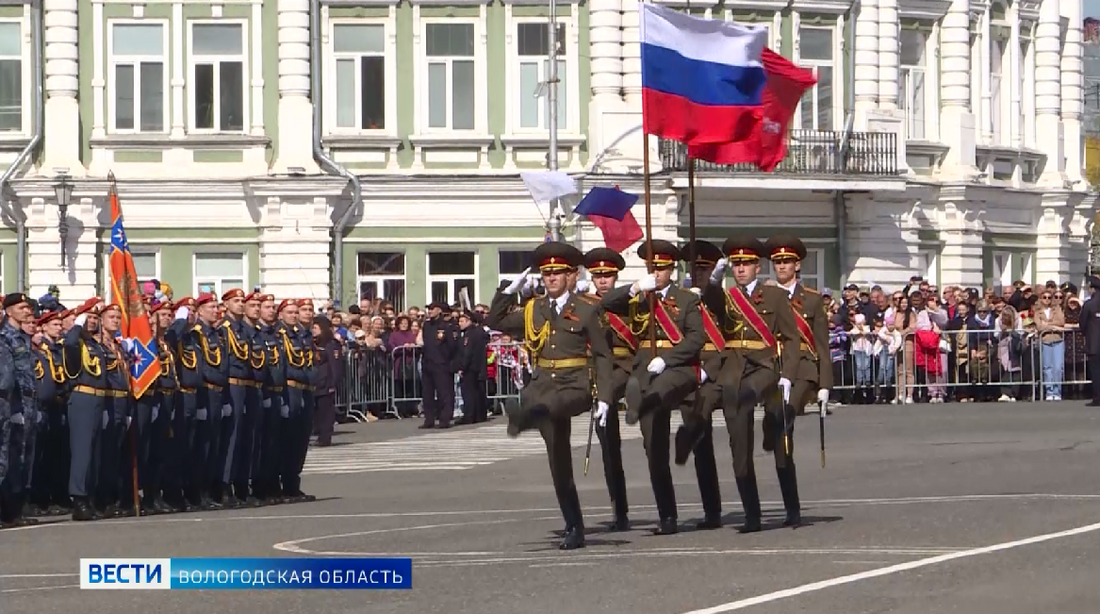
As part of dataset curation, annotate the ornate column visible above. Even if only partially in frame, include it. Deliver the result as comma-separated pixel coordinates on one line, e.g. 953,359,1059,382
854,0,879,119
273,0,318,172
589,0,622,101
1061,0,1084,182
939,0,977,173
43,0,83,174
1035,0,1064,184
1035,197,1072,283
936,197,985,288
877,0,898,110
1009,5,1021,147
621,0,642,106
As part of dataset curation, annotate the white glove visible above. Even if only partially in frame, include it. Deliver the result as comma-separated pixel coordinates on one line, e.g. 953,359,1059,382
263,398,272,409
101,410,109,429
74,314,88,328
10,413,24,425
631,274,658,297
778,377,792,404
504,267,532,295
647,356,666,374
151,405,160,422
174,306,189,320
699,368,708,383
125,416,132,428
280,403,290,418
221,404,233,417
120,338,136,354
710,257,729,284
595,401,609,428
817,388,830,405
575,279,589,294
196,408,208,421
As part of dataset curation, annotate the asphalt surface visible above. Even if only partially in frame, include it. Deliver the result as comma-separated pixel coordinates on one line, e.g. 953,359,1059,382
4,401,1100,614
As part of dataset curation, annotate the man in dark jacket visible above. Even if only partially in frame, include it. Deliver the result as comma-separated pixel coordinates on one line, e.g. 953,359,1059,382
421,301,459,429
310,316,345,446
456,310,488,424
1080,276,1100,406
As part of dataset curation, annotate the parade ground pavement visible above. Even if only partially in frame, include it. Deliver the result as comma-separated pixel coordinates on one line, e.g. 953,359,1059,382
4,401,1100,614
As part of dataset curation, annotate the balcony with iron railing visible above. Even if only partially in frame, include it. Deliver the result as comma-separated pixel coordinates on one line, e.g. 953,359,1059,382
658,130,900,177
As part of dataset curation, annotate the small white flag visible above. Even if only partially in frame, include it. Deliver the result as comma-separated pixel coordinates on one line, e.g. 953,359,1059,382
521,171,578,205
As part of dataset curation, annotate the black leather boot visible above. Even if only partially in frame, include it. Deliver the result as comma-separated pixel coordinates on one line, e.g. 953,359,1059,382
735,476,762,533
777,465,802,527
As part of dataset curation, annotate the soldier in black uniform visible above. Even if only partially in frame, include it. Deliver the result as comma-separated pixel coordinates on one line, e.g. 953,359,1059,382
487,242,614,549
420,300,459,429
456,310,489,425
762,235,832,527
63,298,109,521
277,299,315,502
242,292,268,499
29,309,70,515
216,288,260,507
699,235,800,533
166,297,203,510
673,240,726,530
602,240,705,535
96,303,132,517
579,247,632,531
142,299,178,514
256,294,285,502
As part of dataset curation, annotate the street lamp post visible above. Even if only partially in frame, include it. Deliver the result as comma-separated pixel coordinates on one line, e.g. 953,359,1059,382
54,177,73,267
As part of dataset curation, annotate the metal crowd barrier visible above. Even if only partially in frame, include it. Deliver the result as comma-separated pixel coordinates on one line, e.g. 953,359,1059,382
826,325,1090,404
334,342,528,421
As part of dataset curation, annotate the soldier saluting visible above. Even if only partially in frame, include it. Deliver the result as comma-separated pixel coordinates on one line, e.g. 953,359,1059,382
699,235,800,533
601,239,706,536
487,242,613,550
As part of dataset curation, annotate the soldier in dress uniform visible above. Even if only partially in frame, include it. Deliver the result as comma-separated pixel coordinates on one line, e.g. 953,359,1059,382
242,292,268,500
97,303,133,517
0,293,39,528
579,247,632,531
699,235,800,533
166,297,204,509
146,299,180,513
296,299,318,446
762,235,832,527
601,240,705,535
277,299,315,503
64,297,109,521
216,288,260,507
256,294,286,503
672,240,727,530
29,308,70,515
487,242,614,550
421,300,460,429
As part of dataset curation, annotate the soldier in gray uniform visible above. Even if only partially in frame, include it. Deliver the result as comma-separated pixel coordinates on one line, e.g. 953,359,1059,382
64,297,110,521
0,293,39,528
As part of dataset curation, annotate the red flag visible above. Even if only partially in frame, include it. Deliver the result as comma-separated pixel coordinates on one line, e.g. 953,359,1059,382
590,210,644,253
689,48,817,171
108,182,158,399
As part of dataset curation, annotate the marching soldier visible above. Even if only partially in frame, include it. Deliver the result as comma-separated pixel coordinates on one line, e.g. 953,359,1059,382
29,309,70,515
98,303,133,517
762,235,831,527
487,242,614,550
256,294,286,503
64,297,109,521
277,299,315,503
673,240,727,530
217,288,260,507
166,297,204,510
700,235,800,533
579,247,632,531
602,240,705,535
0,293,39,528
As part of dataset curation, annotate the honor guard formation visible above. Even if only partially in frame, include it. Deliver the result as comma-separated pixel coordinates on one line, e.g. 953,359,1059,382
0,290,345,527
487,234,831,550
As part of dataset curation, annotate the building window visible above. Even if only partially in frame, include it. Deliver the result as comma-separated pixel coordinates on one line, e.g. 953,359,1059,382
108,22,167,133
899,29,927,140
514,22,566,131
991,35,1005,145
189,22,246,132
992,251,1012,289
425,22,476,131
0,21,21,133
498,249,534,287
917,249,938,287
428,251,476,306
797,26,834,131
194,252,246,296
332,23,386,131
357,251,406,313
131,251,160,285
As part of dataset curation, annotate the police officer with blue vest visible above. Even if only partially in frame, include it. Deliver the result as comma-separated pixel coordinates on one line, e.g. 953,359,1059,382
0,292,39,528
64,297,110,521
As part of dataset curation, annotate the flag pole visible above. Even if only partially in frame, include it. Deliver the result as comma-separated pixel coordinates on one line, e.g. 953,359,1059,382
684,0,696,278
642,135,658,357
111,174,143,518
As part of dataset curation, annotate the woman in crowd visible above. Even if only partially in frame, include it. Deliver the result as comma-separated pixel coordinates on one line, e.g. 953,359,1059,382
1034,288,1066,401
311,316,345,447
1063,295,1087,398
389,316,421,418
996,305,1024,401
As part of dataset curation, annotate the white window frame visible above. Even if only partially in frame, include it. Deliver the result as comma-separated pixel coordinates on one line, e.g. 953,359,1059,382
187,19,249,134
106,19,169,134
722,11,778,49
130,249,162,282
1020,251,1034,285
192,251,248,297
325,17,397,137
356,250,407,313
917,248,939,287
417,17,486,135
426,250,479,306
505,16,578,136
992,250,1013,289
899,26,933,142
793,20,841,132
990,32,1008,146
0,18,27,135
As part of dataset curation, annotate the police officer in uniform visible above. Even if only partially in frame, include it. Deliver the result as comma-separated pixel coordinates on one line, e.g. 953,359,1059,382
456,310,489,425
579,247,632,531
700,235,800,533
487,242,614,550
421,300,459,429
64,298,109,521
762,235,832,526
277,299,315,502
1080,276,1100,406
166,297,203,510
256,294,286,502
217,288,259,507
29,308,70,515
0,293,39,527
673,240,726,530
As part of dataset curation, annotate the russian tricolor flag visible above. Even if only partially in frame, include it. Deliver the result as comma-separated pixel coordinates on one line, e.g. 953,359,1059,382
640,3,769,146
